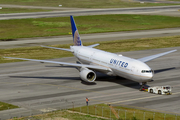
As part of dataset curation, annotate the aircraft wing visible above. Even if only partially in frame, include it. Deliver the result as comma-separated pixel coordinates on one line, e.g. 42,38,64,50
41,45,72,52
138,49,177,63
41,44,99,51
4,57,111,71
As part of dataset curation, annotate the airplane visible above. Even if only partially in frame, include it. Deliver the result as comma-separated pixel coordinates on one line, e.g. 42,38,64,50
4,15,177,85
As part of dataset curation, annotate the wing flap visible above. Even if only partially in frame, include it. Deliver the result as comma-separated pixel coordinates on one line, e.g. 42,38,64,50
138,49,177,63
4,57,111,71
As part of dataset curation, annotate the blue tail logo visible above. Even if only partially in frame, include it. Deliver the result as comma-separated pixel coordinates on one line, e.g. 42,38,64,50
70,15,82,46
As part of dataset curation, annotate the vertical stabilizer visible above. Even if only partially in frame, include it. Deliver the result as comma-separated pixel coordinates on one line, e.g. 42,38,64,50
70,15,82,46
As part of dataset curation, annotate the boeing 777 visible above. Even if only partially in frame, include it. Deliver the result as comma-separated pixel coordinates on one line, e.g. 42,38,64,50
5,15,177,85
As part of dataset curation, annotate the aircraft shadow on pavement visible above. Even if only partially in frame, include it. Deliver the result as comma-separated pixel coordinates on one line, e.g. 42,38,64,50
95,72,141,90
9,67,177,89
10,75,140,89
9,76,80,81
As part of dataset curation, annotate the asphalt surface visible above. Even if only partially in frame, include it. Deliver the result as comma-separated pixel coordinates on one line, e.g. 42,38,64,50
0,47,180,119
0,4,81,10
1,28,180,49
0,5,180,20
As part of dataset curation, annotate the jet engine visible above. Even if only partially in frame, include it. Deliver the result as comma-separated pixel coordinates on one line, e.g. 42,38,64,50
80,68,96,82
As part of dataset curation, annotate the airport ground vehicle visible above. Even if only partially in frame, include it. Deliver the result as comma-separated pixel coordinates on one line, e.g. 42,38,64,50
139,85,149,91
148,86,172,95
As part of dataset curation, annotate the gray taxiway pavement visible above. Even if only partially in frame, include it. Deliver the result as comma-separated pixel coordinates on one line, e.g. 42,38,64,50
0,47,180,119
0,4,81,10
0,5,180,20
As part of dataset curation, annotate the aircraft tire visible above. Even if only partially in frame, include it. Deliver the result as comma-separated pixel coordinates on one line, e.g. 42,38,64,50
158,90,162,95
150,89,153,93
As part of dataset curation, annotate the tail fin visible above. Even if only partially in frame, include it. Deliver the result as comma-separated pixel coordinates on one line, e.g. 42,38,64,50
70,15,83,46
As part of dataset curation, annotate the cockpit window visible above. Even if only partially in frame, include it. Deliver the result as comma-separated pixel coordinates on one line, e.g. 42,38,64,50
141,70,152,73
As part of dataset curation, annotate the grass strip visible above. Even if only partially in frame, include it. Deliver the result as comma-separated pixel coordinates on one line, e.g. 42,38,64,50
166,0,180,1
12,110,106,120
0,0,179,8
1,35,180,64
0,101,19,111
70,104,180,120
11,104,180,120
1,14,180,41
0,8,51,14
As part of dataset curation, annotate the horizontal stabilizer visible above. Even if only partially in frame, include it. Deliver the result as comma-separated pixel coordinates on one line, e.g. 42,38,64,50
138,49,177,62
41,45,72,52
87,44,100,48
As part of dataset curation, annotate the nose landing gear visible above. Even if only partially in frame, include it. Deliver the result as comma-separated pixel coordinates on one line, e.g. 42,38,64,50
139,82,147,86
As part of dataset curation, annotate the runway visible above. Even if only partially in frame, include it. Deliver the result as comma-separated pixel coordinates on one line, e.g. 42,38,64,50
0,5,180,20
0,47,180,119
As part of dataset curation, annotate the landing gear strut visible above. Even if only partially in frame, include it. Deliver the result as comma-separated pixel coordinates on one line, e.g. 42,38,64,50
140,82,147,85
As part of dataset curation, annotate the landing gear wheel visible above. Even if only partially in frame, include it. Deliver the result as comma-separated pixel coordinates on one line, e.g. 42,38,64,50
150,89,153,93
142,82,147,85
158,90,162,95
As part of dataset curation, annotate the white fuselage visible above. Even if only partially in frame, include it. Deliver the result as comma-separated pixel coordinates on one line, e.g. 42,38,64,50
71,46,153,83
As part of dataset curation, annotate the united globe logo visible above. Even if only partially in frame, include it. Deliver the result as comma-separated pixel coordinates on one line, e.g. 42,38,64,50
74,30,82,46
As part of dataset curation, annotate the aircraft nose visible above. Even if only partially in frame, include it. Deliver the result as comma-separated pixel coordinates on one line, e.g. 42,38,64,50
150,73,153,79
143,73,153,81
147,73,153,81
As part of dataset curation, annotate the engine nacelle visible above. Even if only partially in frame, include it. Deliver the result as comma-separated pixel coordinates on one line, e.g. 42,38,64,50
80,68,96,82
